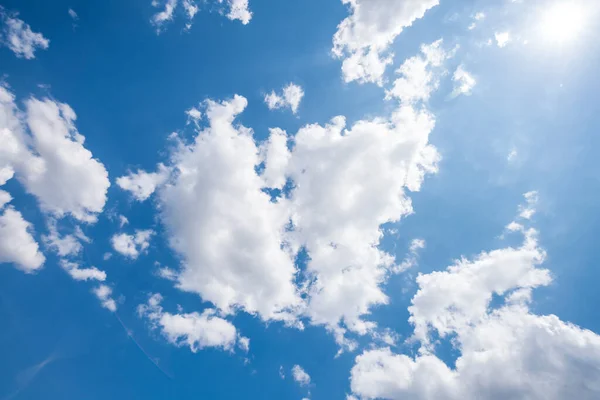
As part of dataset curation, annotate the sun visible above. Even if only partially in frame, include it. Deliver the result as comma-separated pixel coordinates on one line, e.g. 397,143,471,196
539,2,586,43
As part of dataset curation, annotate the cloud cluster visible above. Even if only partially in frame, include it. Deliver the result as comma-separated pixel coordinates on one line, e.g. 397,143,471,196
118,39,452,350
332,0,440,84
348,195,600,399
0,85,110,276
150,0,252,33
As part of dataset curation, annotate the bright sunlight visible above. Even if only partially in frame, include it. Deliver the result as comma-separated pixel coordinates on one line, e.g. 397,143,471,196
540,2,586,43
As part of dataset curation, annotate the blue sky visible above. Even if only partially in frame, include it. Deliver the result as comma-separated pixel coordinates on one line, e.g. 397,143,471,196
1,0,600,399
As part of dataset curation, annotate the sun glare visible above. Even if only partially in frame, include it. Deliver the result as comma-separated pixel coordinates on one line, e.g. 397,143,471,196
540,2,586,43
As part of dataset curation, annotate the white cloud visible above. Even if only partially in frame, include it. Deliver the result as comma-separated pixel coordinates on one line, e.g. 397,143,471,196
93,284,117,312
0,206,45,272
495,31,511,47
259,128,290,189
138,293,241,352
151,0,178,32
186,106,202,122
468,12,485,30
292,365,311,387
103,252,112,261
332,0,440,84
182,0,199,20
151,0,251,32
0,86,110,223
238,336,250,352
394,238,425,273
61,260,106,282
111,229,154,259
0,9,49,59
282,40,446,346
519,190,538,219
0,166,14,186
0,190,11,209
507,147,518,162
386,40,448,103
224,0,252,25
350,307,600,400
119,215,129,228
68,9,78,21
409,226,549,346
349,194,600,400
284,107,438,344
116,164,169,201
264,83,304,114
449,65,476,98
157,266,178,281
122,40,448,350
158,95,302,322
43,222,85,257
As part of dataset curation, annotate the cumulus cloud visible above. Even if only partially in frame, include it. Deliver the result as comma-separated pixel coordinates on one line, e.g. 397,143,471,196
283,40,446,346
0,206,45,272
332,0,440,84
61,260,106,282
348,194,600,400
0,85,110,223
408,225,549,346
449,65,476,98
93,285,117,312
138,293,242,352
264,83,304,114
284,107,438,339
150,0,251,32
292,365,311,387
0,8,49,59
116,164,170,201
111,229,154,259
158,95,302,322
